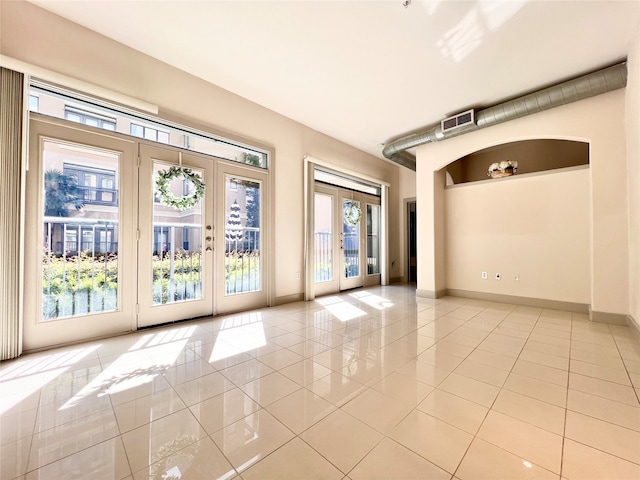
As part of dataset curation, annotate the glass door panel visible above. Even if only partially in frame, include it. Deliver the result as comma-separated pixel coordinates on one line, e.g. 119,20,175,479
138,144,213,327
364,202,381,287
216,163,268,314
24,118,136,350
340,195,364,290
151,162,204,305
314,193,333,283
314,186,339,297
224,176,261,295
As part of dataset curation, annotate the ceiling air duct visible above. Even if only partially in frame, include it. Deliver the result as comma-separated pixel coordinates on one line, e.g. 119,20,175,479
383,62,627,171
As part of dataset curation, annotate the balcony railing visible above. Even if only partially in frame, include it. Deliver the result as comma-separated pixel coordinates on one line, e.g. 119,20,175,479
314,232,333,283
225,227,260,294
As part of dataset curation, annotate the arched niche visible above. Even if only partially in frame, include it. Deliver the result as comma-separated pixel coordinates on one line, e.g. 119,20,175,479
444,139,589,185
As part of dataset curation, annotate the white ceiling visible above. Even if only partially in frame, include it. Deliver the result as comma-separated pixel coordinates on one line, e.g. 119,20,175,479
29,0,640,163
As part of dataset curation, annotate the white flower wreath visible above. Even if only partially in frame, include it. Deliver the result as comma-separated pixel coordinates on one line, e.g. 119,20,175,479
344,201,362,226
155,166,205,210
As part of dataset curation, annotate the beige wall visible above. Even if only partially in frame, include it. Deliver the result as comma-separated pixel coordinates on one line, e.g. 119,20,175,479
445,168,590,304
416,89,629,316
627,24,640,327
0,1,401,301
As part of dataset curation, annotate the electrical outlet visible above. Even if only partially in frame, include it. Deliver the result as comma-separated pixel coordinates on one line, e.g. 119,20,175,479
495,273,501,280
481,272,488,279
296,272,300,280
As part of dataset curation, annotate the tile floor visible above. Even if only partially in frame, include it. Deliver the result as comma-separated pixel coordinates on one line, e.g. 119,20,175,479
1,285,640,479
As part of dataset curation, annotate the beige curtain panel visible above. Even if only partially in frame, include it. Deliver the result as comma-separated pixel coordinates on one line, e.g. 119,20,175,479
0,67,25,360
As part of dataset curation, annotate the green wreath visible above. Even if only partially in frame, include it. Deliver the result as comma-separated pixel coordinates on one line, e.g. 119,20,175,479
344,201,362,226
155,166,205,210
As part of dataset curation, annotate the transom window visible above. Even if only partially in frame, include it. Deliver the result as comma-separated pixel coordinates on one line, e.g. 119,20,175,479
64,106,116,131
30,83,269,168
130,123,170,144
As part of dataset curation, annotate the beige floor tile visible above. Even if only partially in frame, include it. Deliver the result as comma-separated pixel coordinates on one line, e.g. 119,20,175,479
278,359,333,386
565,410,640,464
453,358,509,387
256,348,304,370
27,408,120,471
389,409,473,474
567,389,640,431
349,437,450,480
527,333,570,349
242,438,343,480
438,373,500,407
623,357,640,374
342,388,414,434
121,408,207,473
0,407,36,445
442,332,483,348
503,372,567,407
113,387,187,433
269,332,306,348
266,388,335,434
417,349,465,372
300,409,383,473
219,358,274,386
568,373,639,406
532,327,570,340
417,388,488,434
493,325,531,339
477,410,563,474
239,372,301,407
492,389,565,434
0,436,31,479
307,371,366,407
5,286,640,480
26,437,131,480
569,359,632,386
211,409,295,473
371,371,433,406
429,340,474,358
285,339,331,358
172,371,235,406
569,348,625,369
189,387,260,434
519,350,569,371
523,340,569,358
562,438,640,480
339,359,391,385
466,349,517,371
162,358,217,386
132,436,235,480
456,438,559,480
477,339,524,358
512,359,568,387
570,339,620,357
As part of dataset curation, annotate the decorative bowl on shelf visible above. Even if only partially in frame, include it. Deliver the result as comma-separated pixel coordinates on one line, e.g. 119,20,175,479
488,160,518,178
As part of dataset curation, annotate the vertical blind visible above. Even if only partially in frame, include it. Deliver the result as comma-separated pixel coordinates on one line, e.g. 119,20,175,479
0,67,24,360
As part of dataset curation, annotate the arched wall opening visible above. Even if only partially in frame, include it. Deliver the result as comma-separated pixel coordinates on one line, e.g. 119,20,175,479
415,89,629,320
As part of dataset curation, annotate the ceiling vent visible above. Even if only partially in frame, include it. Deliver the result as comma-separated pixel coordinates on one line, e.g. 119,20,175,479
441,109,475,133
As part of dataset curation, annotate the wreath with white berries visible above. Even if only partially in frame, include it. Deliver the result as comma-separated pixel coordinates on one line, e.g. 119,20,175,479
344,200,362,226
155,166,205,210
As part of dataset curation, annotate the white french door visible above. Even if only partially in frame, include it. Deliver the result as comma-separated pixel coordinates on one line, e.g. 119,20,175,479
23,118,271,349
24,117,137,350
137,144,214,327
312,184,382,295
215,161,269,314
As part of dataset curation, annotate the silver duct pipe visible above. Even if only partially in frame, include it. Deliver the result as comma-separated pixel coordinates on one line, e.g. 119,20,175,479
383,62,627,171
